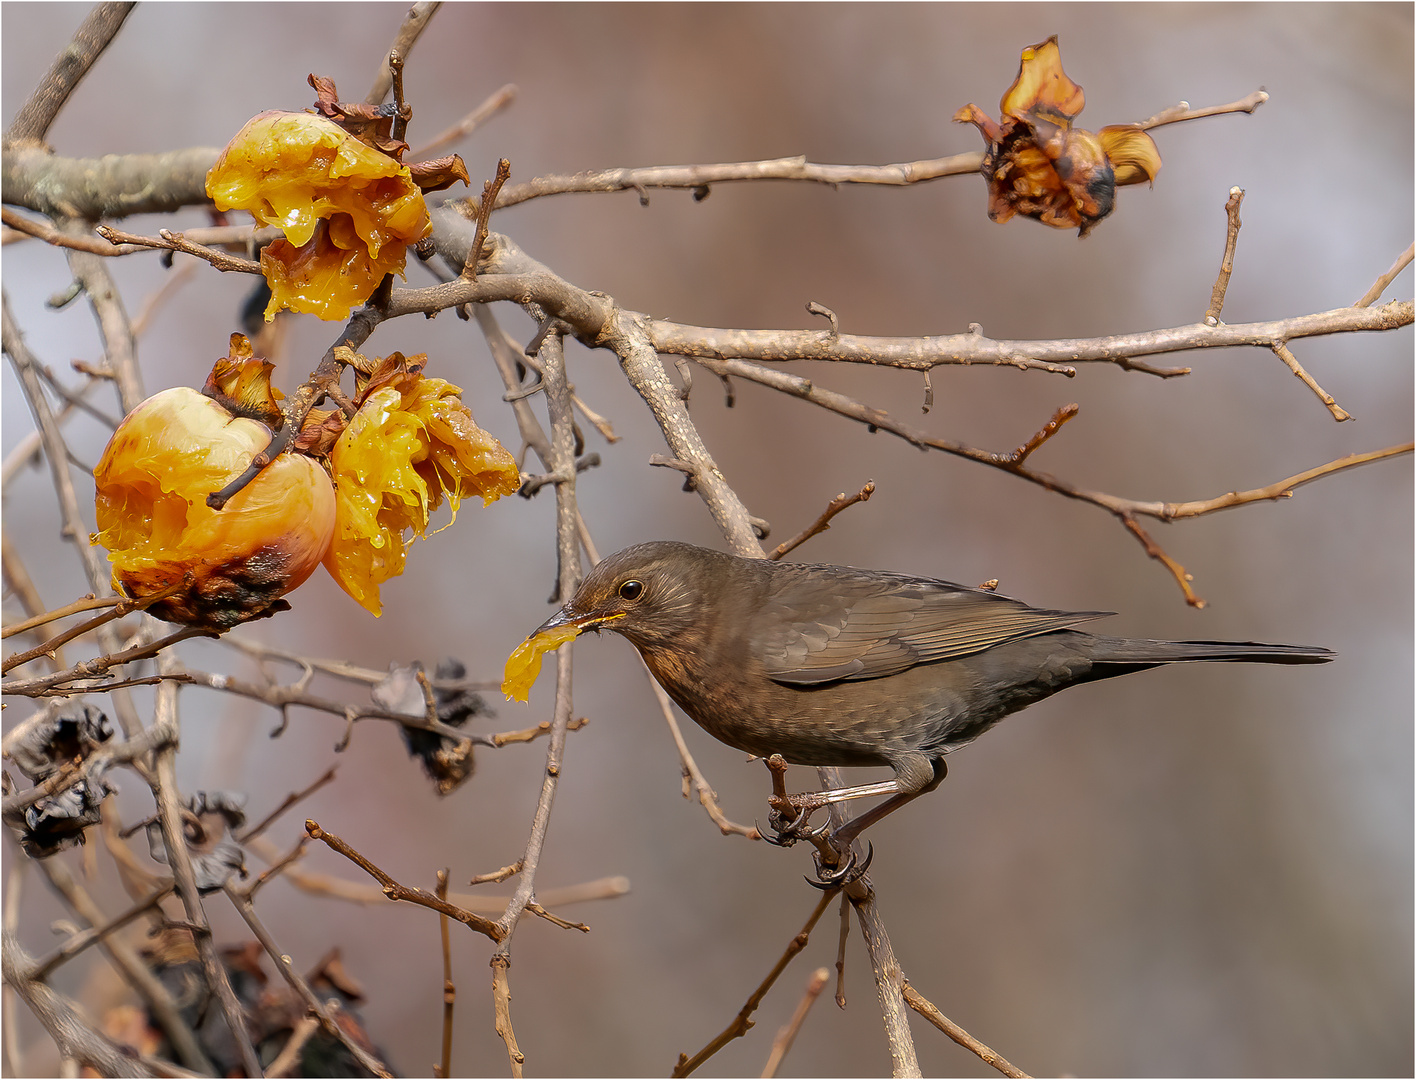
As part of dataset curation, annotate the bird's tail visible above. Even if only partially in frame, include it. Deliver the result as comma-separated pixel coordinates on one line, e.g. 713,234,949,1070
1082,636,1335,667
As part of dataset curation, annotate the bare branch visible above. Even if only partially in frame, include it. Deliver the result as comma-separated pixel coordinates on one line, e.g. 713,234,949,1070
2,931,149,1078
303,820,504,940
673,890,838,1077
1205,187,1244,325
770,481,877,561
96,224,261,274
1,146,220,220
365,2,441,105
1136,89,1269,130
1270,341,1351,421
150,668,265,1077
902,982,1031,1078
0,207,143,255
761,967,830,1078
645,303,1412,374
1355,241,1414,308
5,2,136,145
409,84,518,159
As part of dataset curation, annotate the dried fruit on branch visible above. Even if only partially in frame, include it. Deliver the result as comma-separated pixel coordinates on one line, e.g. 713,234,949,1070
954,36,1161,236
322,352,520,616
206,75,468,323
92,341,336,629
207,109,431,320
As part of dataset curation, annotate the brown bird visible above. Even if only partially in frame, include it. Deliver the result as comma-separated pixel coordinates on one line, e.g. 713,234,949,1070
522,541,1333,859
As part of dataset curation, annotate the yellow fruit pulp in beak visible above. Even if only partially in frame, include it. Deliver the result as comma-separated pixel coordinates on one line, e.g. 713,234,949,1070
502,623,584,702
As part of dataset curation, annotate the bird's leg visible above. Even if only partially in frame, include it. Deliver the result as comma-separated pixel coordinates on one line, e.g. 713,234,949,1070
763,754,922,845
828,757,947,852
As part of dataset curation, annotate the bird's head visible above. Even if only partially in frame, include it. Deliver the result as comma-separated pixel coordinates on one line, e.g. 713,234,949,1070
502,541,746,700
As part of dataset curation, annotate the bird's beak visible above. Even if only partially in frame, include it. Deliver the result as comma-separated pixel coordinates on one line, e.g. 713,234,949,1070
531,605,624,638
503,607,627,702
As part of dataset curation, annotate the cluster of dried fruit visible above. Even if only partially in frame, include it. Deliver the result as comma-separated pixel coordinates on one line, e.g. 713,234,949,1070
93,335,519,627
955,36,1162,235
92,77,514,628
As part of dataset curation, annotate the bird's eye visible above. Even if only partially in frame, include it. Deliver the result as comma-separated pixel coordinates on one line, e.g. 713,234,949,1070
617,579,644,601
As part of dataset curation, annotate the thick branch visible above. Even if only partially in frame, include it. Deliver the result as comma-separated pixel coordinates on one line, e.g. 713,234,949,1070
2,146,220,220
2,931,148,1078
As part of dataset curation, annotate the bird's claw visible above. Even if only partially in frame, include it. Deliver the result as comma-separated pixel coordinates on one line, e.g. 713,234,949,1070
762,803,818,846
806,841,874,889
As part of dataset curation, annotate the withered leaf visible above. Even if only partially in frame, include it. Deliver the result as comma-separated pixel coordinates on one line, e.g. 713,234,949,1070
409,154,471,193
145,790,248,892
373,657,488,796
306,73,409,158
202,333,285,428
10,703,112,781
294,407,349,457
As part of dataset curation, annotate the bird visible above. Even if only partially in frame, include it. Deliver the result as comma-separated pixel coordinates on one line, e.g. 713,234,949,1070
513,541,1334,860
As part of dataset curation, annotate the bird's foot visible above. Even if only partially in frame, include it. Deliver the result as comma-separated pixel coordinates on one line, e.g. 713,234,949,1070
761,800,828,847
806,841,874,889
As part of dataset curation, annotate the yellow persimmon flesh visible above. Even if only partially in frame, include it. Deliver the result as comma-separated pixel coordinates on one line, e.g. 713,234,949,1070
322,374,520,616
206,110,431,321
501,623,586,702
92,387,336,628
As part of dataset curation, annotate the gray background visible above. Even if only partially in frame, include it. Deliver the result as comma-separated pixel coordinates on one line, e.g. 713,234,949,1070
3,3,1411,1076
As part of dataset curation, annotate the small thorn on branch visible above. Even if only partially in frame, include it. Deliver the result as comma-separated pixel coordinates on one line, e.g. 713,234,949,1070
648,454,700,491
806,301,839,337
1205,187,1244,326
518,453,601,497
1005,404,1079,467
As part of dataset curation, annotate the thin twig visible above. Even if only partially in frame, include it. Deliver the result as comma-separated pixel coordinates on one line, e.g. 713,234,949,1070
1206,188,1244,325
33,849,212,1073
60,217,144,412
3,577,189,673
5,2,136,144
95,225,262,274
1355,241,1414,308
435,868,455,1079
1270,341,1351,422
1006,404,1080,466
673,889,838,1077
770,481,876,561
1136,89,1269,130
365,1,441,105
0,207,144,255
491,955,524,1076
265,1016,320,1079
222,883,394,1078
901,982,1032,1079
462,158,512,280
237,766,340,844
25,882,175,982
1,626,214,698
643,664,760,838
2,931,149,1078
409,83,518,159
2,291,112,593
150,667,265,1078
303,820,504,939
761,967,830,1078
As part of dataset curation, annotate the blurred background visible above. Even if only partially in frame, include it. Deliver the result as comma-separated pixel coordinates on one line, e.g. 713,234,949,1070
3,3,1411,1076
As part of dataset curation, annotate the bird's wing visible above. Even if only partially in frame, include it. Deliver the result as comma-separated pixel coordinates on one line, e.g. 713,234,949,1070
755,570,1112,685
